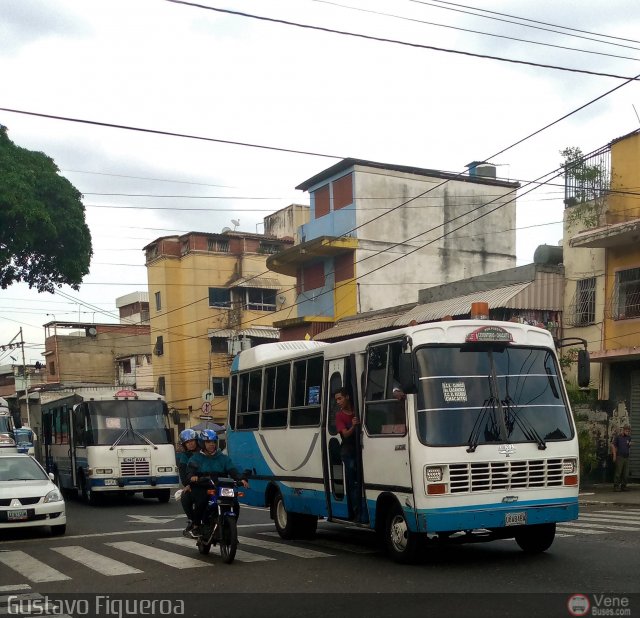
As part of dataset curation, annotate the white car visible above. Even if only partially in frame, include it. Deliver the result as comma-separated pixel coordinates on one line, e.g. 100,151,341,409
0,454,66,535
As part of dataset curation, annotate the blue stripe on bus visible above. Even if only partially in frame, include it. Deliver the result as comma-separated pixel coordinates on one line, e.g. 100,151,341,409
89,476,179,488
414,497,578,533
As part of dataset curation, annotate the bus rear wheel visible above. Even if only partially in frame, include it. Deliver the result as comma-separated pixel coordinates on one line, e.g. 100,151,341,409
515,523,556,554
385,505,420,563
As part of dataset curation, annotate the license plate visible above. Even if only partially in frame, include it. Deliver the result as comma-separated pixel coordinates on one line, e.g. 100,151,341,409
505,511,527,526
104,479,118,486
8,509,28,521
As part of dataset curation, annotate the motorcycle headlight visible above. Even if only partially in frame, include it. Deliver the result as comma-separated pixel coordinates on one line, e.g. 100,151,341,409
44,489,63,503
219,487,235,498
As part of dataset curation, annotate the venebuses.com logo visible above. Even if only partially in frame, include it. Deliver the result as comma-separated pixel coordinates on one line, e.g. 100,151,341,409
567,593,631,617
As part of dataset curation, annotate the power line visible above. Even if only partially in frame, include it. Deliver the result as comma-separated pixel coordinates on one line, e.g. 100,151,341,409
164,1,640,81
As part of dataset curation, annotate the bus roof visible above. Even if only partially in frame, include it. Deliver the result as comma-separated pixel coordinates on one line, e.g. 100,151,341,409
232,340,328,371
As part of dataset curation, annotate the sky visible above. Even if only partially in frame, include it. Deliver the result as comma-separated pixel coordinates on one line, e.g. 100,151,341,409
1,0,640,365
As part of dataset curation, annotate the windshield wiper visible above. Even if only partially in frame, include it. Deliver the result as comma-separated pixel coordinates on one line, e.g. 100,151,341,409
467,397,497,453
502,396,546,450
109,428,129,450
130,429,158,450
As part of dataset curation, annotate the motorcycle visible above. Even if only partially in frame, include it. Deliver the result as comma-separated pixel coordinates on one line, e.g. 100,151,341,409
194,477,241,564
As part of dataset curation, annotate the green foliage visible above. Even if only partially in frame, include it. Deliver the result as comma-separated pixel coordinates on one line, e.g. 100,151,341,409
577,427,598,477
565,383,596,406
0,125,92,292
560,146,609,230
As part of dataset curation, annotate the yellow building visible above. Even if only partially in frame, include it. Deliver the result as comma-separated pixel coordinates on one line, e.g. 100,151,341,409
144,228,298,428
568,129,640,478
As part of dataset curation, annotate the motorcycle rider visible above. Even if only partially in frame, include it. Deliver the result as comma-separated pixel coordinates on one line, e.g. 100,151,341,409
176,428,199,536
187,429,248,537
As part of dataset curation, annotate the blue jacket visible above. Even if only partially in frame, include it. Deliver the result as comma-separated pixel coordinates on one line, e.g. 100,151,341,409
176,450,195,486
187,450,242,485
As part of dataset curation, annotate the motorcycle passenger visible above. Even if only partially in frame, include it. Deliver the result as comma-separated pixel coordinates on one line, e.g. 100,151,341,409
176,428,199,536
187,429,248,537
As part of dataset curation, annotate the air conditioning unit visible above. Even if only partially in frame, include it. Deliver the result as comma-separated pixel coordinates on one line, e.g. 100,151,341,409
240,338,252,351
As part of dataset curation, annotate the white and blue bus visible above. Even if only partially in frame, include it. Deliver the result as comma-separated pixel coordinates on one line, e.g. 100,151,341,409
227,316,588,562
34,388,179,504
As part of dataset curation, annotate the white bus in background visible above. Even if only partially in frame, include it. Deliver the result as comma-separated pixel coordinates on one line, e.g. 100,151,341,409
33,388,179,504
227,310,589,562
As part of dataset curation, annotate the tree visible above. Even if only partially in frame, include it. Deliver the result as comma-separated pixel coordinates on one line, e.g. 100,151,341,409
0,124,92,292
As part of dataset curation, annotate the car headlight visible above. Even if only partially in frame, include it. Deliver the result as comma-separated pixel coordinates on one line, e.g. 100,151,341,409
219,487,235,498
44,489,63,503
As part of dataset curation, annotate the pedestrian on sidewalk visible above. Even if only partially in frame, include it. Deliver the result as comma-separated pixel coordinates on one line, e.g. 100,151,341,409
611,424,632,492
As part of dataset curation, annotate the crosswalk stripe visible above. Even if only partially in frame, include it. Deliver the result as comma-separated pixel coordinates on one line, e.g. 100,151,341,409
0,551,70,582
0,585,31,593
158,537,275,563
563,521,640,532
556,526,604,535
580,514,640,523
52,546,143,576
238,536,333,558
106,541,212,569
259,531,377,554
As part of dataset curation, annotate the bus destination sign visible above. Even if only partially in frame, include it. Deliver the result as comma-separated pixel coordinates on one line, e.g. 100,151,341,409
465,325,513,343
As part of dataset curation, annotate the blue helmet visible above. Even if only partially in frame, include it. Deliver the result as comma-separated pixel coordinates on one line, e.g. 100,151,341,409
198,429,218,445
179,428,197,443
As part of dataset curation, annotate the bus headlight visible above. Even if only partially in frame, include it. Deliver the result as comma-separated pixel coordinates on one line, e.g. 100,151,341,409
95,468,113,475
563,459,577,474
157,466,173,473
425,466,444,482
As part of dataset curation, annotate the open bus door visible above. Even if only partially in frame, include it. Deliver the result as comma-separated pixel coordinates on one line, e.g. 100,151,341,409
323,356,354,520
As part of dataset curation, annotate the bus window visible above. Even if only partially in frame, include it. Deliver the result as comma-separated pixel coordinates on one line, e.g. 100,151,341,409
262,363,290,429
238,371,261,430
290,356,322,427
73,407,86,447
327,371,344,435
365,342,407,436
43,411,53,446
228,375,238,429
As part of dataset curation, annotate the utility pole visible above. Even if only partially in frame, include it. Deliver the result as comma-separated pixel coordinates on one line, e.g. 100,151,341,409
19,328,30,425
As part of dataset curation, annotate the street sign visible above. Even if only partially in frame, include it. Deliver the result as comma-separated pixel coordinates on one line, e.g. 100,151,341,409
202,389,214,402
201,401,212,415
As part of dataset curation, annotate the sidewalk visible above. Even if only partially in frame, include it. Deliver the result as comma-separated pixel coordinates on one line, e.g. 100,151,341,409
579,483,640,506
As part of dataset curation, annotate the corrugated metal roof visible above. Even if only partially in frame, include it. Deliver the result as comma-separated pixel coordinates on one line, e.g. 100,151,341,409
230,277,282,289
314,305,416,341
394,282,532,326
208,327,280,339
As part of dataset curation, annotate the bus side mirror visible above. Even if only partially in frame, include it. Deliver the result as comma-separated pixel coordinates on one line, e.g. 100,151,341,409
577,349,590,388
397,353,417,394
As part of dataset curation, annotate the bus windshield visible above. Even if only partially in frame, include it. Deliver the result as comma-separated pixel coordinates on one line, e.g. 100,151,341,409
415,345,573,447
85,400,171,446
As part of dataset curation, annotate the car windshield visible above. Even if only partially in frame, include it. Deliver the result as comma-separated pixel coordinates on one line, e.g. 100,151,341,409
85,400,171,446
415,345,573,447
0,457,48,481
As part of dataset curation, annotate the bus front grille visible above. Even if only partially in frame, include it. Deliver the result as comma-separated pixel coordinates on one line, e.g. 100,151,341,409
448,459,564,493
120,459,151,476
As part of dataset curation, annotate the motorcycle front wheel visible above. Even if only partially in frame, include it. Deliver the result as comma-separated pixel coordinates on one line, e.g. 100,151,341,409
219,517,238,564
197,538,211,555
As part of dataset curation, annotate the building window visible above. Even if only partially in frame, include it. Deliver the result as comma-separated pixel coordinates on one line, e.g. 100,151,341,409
302,262,325,291
155,291,161,311
157,376,166,395
181,239,190,255
209,287,231,308
314,185,330,219
208,238,229,252
614,267,640,320
333,173,353,210
155,336,164,356
212,377,228,396
122,359,132,374
246,288,277,311
210,337,227,353
259,242,280,254
49,361,55,376
575,277,596,326
334,252,354,282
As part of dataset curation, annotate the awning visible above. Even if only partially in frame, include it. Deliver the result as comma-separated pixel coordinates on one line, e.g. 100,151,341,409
229,277,282,289
395,282,532,326
314,304,416,341
208,326,280,339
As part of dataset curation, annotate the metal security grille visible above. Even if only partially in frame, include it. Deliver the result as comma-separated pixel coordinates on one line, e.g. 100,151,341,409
610,267,640,320
566,277,596,326
119,459,150,476
448,459,565,493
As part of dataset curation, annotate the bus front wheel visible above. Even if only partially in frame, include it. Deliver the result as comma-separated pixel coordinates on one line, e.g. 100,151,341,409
515,523,556,554
385,505,420,563
273,491,296,539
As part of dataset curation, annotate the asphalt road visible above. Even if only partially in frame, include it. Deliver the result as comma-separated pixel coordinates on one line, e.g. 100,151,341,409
1,494,639,617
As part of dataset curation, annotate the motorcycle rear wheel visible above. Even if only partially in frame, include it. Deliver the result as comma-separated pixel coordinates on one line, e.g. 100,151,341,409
220,517,238,564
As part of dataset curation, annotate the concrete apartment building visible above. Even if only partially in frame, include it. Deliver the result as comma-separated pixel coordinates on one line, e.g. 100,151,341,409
266,158,520,340
144,205,307,426
566,129,640,477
